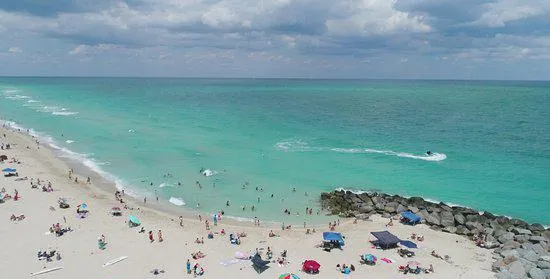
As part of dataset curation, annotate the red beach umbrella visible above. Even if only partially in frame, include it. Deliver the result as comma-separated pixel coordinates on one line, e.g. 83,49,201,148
302,260,321,273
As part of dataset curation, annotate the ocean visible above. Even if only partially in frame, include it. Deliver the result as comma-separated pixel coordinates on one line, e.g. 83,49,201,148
1,77,549,225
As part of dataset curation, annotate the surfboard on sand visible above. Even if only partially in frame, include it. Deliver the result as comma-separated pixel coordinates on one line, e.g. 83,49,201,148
103,256,128,267
30,267,63,276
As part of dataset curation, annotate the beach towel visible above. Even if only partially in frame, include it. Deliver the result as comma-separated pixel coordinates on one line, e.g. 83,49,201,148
220,259,241,266
381,257,394,263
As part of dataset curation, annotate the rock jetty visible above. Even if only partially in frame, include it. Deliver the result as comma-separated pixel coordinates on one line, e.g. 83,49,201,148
321,190,550,279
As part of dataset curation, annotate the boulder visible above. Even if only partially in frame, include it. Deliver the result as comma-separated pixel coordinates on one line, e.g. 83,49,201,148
384,204,397,213
424,212,441,226
408,197,426,208
455,226,470,235
499,232,516,244
493,259,506,272
529,236,549,244
443,226,457,234
524,250,541,263
515,235,530,244
529,223,546,233
495,270,512,279
502,240,521,250
510,219,529,229
537,256,550,269
466,214,488,224
532,244,547,255
408,206,419,213
512,228,533,235
519,258,537,272
466,221,484,231
440,210,455,227
396,204,407,214
494,226,508,237
528,267,546,279
358,204,375,214
500,249,520,259
355,213,370,220
454,213,466,225
508,260,527,277
544,269,550,279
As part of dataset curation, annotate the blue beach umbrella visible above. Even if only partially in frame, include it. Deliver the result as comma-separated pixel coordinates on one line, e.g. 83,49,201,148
2,168,16,172
362,254,377,262
129,215,141,226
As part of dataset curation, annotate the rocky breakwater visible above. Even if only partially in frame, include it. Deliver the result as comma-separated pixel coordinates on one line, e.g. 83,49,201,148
320,190,550,279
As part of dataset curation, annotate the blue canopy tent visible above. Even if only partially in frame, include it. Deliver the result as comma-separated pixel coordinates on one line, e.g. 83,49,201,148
371,231,401,249
322,232,345,250
2,168,16,172
399,240,418,249
323,232,345,246
400,211,422,225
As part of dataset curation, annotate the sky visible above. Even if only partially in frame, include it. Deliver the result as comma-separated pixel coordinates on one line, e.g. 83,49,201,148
1,0,550,79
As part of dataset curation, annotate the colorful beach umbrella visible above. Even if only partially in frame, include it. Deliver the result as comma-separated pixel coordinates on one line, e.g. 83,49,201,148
279,273,300,279
2,168,16,172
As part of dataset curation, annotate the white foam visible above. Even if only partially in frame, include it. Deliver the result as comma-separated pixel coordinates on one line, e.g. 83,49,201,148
275,139,447,162
159,182,172,188
0,119,143,199
52,111,78,116
27,99,40,103
169,197,186,206
65,140,75,144
224,215,255,222
201,169,217,177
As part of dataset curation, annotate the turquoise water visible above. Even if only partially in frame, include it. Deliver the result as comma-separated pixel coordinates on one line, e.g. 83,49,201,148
1,78,549,224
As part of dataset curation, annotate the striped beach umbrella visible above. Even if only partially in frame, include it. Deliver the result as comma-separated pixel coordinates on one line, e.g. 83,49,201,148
279,273,300,279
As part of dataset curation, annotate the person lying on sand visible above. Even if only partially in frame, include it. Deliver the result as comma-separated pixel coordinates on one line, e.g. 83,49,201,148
431,250,444,260
192,251,205,259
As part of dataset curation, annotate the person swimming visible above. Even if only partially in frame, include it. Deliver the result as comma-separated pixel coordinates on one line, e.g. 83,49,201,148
426,150,432,155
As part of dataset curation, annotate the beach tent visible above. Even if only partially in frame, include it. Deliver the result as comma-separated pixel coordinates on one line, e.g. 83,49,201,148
400,211,422,225
2,168,16,172
128,215,141,227
302,260,321,274
371,231,401,249
0,155,7,161
322,232,345,246
399,240,418,249
251,254,270,274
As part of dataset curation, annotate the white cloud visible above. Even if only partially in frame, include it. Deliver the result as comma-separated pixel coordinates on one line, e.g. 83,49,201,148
8,47,22,53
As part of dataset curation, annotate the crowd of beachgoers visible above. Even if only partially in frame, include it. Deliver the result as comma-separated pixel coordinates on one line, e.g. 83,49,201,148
0,125,495,279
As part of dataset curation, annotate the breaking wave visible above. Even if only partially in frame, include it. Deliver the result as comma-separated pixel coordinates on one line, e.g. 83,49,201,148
169,197,186,206
275,139,447,162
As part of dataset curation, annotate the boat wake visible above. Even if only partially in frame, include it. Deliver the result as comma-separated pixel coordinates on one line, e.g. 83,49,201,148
275,139,447,162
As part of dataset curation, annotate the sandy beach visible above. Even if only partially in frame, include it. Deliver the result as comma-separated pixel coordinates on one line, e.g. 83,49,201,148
0,126,495,279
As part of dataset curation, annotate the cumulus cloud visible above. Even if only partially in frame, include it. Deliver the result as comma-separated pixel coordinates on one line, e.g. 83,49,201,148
0,0,549,78
8,46,22,53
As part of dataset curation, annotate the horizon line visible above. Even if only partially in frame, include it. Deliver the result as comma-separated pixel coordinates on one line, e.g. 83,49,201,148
1,75,550,82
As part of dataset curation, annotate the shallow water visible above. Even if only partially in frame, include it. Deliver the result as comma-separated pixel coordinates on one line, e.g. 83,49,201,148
1,78,549,224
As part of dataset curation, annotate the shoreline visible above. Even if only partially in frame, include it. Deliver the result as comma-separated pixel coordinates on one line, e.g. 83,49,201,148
0,121,498,279
0,123,286,229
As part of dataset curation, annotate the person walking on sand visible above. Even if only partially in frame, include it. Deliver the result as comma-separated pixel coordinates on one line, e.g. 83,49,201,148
186,259,191,274
158,230,163,242
179,216,183,227
149,231,154,242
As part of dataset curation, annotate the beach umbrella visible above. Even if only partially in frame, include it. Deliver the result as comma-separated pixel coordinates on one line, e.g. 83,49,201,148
128,215,141,225
406,261,421,268
279,273,300,279
2,168,16,172
79,203,88,210
362,254,377,262
303,260,320,270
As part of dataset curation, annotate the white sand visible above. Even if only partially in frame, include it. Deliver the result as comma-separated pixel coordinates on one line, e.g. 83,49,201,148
0,126,495,279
